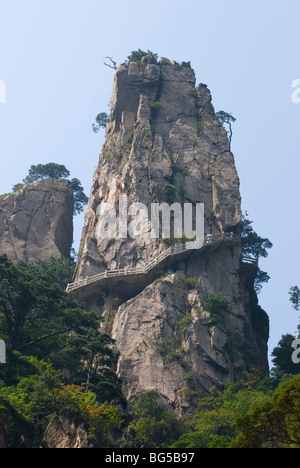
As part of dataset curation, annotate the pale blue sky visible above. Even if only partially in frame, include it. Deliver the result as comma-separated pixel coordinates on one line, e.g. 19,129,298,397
1,0,299,362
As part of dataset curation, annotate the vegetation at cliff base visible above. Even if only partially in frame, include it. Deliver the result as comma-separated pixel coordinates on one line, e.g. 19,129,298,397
125,391,184,448
0,249,299,447
0,181,296,448
234,375,300,448
0,255,125,447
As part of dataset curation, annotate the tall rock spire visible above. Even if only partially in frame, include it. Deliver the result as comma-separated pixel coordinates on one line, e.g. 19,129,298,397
74,56,268,413
76,56,241,280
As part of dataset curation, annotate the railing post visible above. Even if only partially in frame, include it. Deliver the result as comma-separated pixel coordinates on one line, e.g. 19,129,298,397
67,232,242,294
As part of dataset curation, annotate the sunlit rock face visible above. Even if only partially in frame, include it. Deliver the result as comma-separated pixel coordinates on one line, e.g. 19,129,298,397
75,56,269,413
0,179,73,262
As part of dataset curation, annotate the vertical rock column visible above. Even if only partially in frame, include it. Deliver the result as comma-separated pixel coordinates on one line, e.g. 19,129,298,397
75,56,269,413
0,179,73,262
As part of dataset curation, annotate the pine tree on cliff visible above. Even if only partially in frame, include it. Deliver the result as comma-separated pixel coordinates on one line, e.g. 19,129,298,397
13,163,88,215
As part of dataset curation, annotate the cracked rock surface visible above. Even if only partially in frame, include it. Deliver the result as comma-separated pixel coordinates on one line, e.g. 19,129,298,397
75,56,269,413
0,179,73,262
76,56,241,279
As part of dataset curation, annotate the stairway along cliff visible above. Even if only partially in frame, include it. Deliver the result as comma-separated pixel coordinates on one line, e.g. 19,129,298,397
73,55,269,413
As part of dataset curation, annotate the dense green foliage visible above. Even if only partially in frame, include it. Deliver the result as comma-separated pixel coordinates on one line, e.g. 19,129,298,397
234,375,300,448
0,243,299,448
92,112,110,133
271,334,300,379
240,214,273,259
202,293,230,322
289,285,300,311
126,49,158,63
67,177,89,216
125,391,184,448
23,163,71,183
122,372,300,449
240,213,273,293
0,255,125,447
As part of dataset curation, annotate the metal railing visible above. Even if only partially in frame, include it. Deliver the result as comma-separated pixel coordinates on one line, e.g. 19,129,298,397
241,255,259,266
66,232,255,293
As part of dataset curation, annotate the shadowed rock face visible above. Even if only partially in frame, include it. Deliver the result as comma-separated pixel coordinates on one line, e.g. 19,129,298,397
0,420,6,449
75,56,269,413
0,179,73,262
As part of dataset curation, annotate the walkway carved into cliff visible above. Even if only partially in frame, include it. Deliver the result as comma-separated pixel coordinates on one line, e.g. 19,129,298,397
67,232,258,300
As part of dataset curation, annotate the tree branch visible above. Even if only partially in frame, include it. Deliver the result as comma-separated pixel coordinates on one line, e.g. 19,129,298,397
17,328,72,351
103,56,117,70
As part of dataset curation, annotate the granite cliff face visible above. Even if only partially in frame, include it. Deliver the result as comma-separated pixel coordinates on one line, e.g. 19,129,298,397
76,56,241,279
74,56,269,413
0,179,73,262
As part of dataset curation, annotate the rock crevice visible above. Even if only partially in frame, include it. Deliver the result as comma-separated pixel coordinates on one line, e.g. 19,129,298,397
74,56,268,412
0,179,73,262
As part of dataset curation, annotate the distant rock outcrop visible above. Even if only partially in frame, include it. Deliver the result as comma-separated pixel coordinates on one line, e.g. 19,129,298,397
42,413,91,449
0,179,73,262
73,56,269,413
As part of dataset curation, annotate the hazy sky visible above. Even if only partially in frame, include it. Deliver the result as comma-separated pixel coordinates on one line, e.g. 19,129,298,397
1,0,299,362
